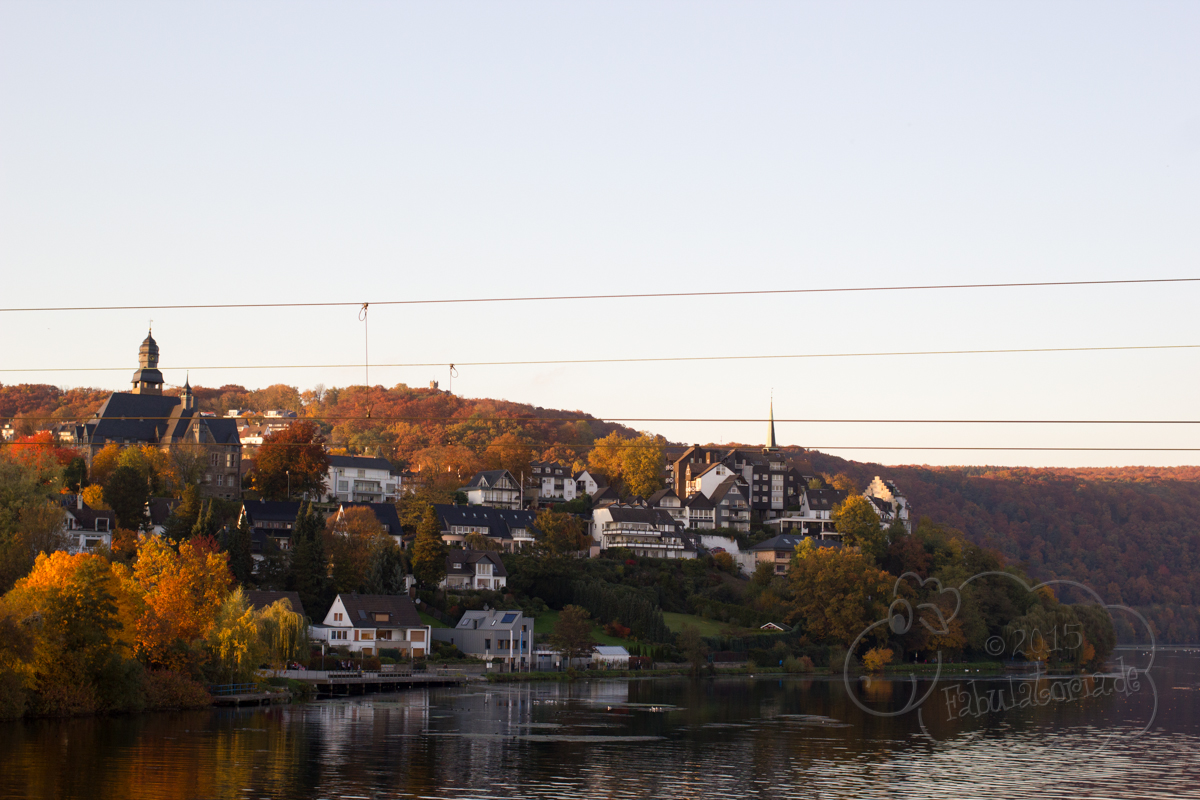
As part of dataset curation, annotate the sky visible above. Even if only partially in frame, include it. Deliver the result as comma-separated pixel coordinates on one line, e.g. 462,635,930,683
1,2,1198,468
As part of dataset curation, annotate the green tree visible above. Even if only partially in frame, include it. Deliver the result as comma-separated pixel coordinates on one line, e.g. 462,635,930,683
204,588,262,683
409,507,447,588
833,494,888,563
62,457,89,494
103,465,150,532
287,503,331,620
161,485,203,542
251,421,330,501
533,509,589,555
256,596,309,672
786,539,894,646
363,536,408,595
227,513,255,586
550,604,596,672
677,623,708,676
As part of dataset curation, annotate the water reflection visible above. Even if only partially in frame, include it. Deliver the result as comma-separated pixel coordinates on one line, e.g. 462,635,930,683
1,652,1198,799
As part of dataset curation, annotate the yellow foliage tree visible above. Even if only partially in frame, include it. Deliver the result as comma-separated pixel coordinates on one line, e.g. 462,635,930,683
205,588,262,683
786,539,894,646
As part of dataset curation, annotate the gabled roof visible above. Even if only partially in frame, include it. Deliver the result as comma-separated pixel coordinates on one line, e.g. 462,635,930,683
573,469,608,487
462,470,518,490
339,502,403,534
806,488,848,511
710,476,747,504
203,417,241,445
241,500,303,524
148,498,177,526
691,461,732,480
88,392,181,443
328,455,396,473
646,488,679,506
245,590,307,619
602,505,679,528
684,492,714,509
748,534,807,552
455,608,527,631
446,550,508,577
433,504,538,540
62,499,115,530
867,496,893,514
336,593,423,628
589,486,620,506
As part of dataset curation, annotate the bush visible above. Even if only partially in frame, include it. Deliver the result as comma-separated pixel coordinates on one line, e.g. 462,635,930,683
783,655,815,673
863,647,894,673
0,672,27,720
143,671,211,711
829,647,857,674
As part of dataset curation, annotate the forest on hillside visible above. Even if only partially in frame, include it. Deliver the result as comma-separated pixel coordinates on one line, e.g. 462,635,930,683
799,450,1200,644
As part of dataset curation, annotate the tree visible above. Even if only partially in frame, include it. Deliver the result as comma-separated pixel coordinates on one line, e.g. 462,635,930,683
786,539,894,646
587,432,628,493
831,473,857,492
103,465,150,532
465,531,502,552
323,507,388,593
204,588,262,683
677,623,708,676
161,485,203,542
63,457,89,494
484,432,536,488
363,536,408,595
287,503,331,620
410,507,447,588
251,421,329,501
833,495,888,563
623,434,666,498
533,509,589,555
133,536,233,670
88,443,122,487
550,605,595,671
256,597,308,672
226,513,254,586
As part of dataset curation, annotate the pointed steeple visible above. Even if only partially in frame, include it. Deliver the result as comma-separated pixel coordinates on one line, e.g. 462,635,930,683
764,396,779,453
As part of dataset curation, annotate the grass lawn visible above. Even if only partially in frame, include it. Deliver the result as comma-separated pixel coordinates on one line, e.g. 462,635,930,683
662,612,753,638
533,610,629,647
419,611,450,629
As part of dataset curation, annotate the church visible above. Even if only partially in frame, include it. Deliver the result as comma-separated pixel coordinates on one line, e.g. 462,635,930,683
79,331,243,500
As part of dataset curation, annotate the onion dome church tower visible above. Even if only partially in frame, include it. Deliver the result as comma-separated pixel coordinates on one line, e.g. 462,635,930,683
131,329,164,395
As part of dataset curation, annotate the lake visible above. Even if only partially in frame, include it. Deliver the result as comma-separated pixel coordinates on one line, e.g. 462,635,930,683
2,649,1197,799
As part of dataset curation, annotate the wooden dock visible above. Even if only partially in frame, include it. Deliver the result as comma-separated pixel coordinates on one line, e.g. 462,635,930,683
211,691,289,707
272,668,469,698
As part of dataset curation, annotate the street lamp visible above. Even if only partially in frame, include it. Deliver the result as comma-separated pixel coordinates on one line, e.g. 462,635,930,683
286,469,291,499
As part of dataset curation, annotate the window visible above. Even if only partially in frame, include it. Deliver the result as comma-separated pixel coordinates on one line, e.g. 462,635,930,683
361,631,374,641
210,453,219,466
358,469,366,478
374,612,389,622
226,453,235,468
485,639,491,650
334,612,343,621
338,481,349,492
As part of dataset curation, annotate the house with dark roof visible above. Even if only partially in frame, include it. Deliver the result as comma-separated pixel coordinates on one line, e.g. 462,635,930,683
239,500,303,551
77,332,243,500
574,469,607,497
312,593,430,657
590,504,696,559
710,477,752,532
863,476,911,532
460,470,522,509
431,608,532,666
748,534,839,575
324,455,402,503
442,550,507,591
60,495,115,553
433,505,538,552
245,590,308,620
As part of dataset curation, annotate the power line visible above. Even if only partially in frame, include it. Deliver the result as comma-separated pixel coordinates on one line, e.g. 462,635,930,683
7,415,1200,424
4,342,1198,374
1,277,1195,313
3,440,1199,452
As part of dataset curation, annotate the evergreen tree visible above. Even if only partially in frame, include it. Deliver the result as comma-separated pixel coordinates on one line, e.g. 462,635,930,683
288,503,332,620
410,507,447,588
190,500,218,540
228,513,255,586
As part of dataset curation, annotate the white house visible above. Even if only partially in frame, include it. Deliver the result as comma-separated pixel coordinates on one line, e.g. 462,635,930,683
441,550,508,591
61,496,114,553
325,455,401,503
431,609,532,667
460,470,522,509
574,470,607,498
591,504,696,559
529,461,577,503
863,476,911,532
685,462,739,498
310,593,430,657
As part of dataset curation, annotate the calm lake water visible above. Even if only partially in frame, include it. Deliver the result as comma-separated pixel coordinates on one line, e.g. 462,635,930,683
2,649,1198,799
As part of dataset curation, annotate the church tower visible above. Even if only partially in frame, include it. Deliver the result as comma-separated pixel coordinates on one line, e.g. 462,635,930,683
763,397,779,453
131,330,164,395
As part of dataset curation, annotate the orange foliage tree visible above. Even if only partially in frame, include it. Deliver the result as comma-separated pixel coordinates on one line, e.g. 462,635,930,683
132,536,233,670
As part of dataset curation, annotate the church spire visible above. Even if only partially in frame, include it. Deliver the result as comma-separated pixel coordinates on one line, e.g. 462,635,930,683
764,395,779,453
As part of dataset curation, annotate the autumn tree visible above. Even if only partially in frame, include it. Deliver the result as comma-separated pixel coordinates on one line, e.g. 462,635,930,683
484,432,536,487
409,507,447,588
786,539,894,646
587,432,665,498
550,605,596,672
256,597,309,671
677,623,709,676
833,494,889,563
0,448,65,592
89,443,122,487
251,421,329,501
534,509,590,555
204,588,262,683
1,552,142,715
134,536,233,670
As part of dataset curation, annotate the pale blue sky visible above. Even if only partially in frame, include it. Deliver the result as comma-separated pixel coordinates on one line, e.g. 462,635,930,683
2,2,1198,467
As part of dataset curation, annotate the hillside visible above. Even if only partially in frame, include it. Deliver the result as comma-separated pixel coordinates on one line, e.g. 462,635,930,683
798,450,1200,643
